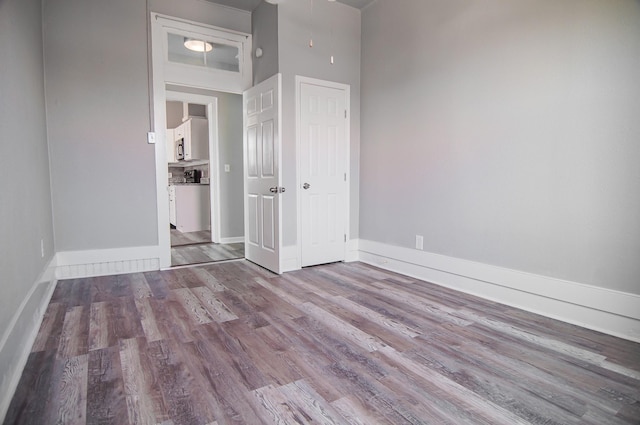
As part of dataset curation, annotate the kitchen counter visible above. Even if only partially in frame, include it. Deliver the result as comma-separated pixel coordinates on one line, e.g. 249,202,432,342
171,182,209,186
168,159,209,167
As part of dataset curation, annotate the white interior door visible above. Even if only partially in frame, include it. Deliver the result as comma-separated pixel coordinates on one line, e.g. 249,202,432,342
299,80,348,267
243,74,282,274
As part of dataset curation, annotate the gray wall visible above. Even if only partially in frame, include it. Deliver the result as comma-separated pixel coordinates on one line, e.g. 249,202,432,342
166,101,183,129
44,0,156,251
43,0,251,252
0,0,54,370
252,1,279,85
166,86,244,239
277,0,361,246
360,0,640,294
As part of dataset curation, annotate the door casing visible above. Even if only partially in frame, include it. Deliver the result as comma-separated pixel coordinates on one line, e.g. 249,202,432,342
151,13,252,268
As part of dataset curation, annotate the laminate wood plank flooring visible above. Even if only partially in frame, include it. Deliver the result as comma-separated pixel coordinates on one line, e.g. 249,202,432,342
171,230,213,247
171,243,244,267
5,261,640,425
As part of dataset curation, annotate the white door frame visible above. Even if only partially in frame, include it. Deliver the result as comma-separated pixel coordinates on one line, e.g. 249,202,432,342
166,91,221,244
151,13,252,269
295,76,351,268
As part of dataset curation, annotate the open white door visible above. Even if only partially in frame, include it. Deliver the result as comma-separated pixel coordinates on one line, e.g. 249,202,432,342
243,74,282,274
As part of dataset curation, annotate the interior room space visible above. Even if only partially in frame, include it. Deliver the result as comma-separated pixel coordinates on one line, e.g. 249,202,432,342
1,0,639,423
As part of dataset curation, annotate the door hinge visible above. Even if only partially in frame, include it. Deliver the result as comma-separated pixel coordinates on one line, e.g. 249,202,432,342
344,173,347,182
344,234,347,242
344,110,347,119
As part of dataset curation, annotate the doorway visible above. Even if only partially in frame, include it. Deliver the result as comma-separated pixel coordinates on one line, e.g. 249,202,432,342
165,91,245,267
151,14,253,269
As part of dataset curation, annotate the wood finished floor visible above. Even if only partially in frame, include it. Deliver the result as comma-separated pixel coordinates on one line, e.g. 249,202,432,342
171,230,212,247
5,261,640,425
171,243,245,267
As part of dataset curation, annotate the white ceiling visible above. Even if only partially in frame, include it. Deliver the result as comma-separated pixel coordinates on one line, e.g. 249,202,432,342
204,0,375,12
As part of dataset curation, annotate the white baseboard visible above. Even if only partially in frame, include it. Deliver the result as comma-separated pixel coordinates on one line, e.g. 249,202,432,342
0,256,58,422
357,240,640,343
281,245,300,273
55,245,161,279
345,238,359,262
219,236,244,244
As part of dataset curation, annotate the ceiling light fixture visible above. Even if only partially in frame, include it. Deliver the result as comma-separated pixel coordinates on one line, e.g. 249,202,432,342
183,38,213,53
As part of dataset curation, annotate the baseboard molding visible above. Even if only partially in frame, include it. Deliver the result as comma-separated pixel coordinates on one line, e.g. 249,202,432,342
281,245,300,273
219,236,244,244
357,240,640,343
55,245,161,279
0,256,58,422
345,238,359,262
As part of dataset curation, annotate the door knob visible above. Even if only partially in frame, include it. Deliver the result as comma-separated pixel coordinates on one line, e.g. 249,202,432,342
270,187,278,193
303,183,311,190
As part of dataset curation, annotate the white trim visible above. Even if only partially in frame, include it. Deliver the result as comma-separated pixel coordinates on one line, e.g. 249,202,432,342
153,14,252,94
219,237,245,244
345,238,360,263
152,13,253,268
357,240,640,343
281,245,300,273
295,76,351,268
55,246,160,279
0,257,58,422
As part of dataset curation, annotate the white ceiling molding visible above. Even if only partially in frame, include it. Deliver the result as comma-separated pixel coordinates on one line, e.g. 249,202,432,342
204,0,374,12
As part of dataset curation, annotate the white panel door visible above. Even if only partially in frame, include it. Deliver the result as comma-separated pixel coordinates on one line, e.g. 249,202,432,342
243,74,282,274
300,82,348,267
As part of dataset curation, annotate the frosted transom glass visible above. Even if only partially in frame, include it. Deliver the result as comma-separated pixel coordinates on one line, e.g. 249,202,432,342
167,33,240,72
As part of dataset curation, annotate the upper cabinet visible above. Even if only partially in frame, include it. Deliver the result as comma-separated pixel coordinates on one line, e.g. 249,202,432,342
174,117,209,162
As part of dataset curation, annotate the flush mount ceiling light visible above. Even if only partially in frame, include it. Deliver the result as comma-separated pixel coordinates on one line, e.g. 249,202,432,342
183,38,213,53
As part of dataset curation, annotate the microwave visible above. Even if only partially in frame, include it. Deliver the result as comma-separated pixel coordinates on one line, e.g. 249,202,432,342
176,138,185,160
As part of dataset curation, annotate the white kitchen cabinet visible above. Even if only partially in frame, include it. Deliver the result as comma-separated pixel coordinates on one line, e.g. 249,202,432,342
168,185,176,226
174,185,210,233
175,117,209,160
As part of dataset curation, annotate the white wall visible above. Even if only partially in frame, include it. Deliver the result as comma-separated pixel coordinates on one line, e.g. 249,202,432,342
0,0,56,416
360,0,640,294
277,0,361,246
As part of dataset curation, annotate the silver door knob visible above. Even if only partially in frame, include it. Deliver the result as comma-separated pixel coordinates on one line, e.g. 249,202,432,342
270,187,278,193
303,183,311,190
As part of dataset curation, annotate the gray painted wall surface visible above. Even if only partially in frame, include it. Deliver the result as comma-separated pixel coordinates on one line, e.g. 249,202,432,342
43,0,251,252
277,0,361,245
166,86,244,239
360,0,640,294
252,2,279,85
0,0,54,344
151,0,251,34
166,101,183,128
44,0,157,250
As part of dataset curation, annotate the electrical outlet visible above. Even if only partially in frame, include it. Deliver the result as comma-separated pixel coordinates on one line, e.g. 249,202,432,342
40,239,45,258
224,164,231,172
415,235,424,250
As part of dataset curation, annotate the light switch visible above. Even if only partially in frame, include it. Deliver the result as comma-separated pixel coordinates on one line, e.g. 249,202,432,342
224,164,231,172
147,132,156,144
